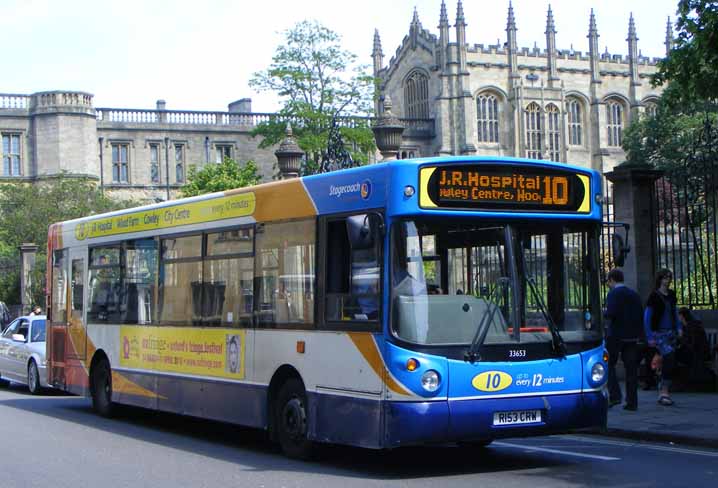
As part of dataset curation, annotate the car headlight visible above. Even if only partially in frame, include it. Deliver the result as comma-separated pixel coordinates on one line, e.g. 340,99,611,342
591,363,606,383
421,370,441,392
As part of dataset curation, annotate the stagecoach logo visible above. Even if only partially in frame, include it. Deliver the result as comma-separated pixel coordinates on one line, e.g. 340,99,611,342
75,222,91,241
360,179,372,199
472,370,513,392
328,179,372,200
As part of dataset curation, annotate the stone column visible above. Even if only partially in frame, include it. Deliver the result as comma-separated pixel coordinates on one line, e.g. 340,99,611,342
19,243,38,314
605,164,662,301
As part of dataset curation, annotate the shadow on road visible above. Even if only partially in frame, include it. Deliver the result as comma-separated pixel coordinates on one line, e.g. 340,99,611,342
0,385,599,481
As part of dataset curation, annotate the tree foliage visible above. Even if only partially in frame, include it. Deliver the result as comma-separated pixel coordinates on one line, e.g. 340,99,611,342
180,158,261,197
623,0,718,174
249,20,376,174
652,0,718,107
0,177,136,305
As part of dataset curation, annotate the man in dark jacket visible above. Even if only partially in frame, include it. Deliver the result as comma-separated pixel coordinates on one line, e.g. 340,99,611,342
605,268,644,411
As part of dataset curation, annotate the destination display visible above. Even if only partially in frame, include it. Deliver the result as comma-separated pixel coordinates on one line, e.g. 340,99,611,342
420,164,590,212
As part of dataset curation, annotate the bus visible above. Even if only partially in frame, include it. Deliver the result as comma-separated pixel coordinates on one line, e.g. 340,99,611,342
46,156,608,458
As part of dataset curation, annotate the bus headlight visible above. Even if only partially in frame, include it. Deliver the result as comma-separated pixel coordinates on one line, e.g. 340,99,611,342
421,370,441,392
591,363,606,383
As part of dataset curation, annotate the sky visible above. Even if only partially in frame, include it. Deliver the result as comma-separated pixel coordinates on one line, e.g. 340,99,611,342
2,0,678,113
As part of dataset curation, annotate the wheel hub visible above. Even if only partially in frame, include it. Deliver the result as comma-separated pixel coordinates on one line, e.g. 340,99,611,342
282,397,307,440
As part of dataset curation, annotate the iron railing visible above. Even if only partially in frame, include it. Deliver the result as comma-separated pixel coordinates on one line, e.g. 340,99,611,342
653,165,718,308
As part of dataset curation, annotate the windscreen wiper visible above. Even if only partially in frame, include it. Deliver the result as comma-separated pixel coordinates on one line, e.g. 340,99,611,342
464,277,509,363
523,274,567,357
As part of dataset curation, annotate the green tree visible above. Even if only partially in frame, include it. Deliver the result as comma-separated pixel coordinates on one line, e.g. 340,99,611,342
652,0,718,108
0,177,135,305
180,158,261,197
249,20,376,175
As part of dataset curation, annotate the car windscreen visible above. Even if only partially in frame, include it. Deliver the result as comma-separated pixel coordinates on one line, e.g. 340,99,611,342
31,320,46,342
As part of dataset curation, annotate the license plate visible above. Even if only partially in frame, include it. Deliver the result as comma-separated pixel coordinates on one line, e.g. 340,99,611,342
493,409,542,426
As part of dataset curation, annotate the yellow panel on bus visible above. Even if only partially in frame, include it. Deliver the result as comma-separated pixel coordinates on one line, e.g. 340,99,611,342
119,327,246,380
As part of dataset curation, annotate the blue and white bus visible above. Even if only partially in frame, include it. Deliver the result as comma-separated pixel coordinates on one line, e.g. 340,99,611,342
47,156,608,459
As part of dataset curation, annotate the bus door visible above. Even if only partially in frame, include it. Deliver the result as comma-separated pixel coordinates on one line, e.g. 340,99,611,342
48,249,69,388
67,249,87,360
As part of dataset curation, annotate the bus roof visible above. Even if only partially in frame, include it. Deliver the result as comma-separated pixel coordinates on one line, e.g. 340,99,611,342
50,157,601,248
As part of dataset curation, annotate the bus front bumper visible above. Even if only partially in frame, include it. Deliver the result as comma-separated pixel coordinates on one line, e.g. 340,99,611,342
384,390,608,448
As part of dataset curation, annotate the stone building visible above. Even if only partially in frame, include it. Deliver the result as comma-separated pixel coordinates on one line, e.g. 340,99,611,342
373,1,670,174
0,93,280,201
1,1,672,204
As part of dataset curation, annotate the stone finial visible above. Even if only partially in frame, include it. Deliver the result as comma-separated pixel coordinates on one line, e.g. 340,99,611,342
546,5,556,34
439,0,448,28
372,96,405,162
275,122,304,179
456,0,466,26
588,8,598,38
627,13,638,42
507,1,517,32
665,16,673,56
372,29,383,58
411,7,422,28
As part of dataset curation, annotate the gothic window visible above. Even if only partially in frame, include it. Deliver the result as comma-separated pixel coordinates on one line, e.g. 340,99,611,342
525,102,542,159
404,71,429,119
477,93,500,143
111,143,129,183
644,102,658,118
567,99,583,146
606,100,624,147
546,104,561,162
175,144,185,183
2,133,21,176
149,143,160,184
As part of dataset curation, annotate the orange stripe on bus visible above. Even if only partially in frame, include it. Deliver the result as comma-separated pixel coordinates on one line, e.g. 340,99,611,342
227,179,316,221
348,333,412,396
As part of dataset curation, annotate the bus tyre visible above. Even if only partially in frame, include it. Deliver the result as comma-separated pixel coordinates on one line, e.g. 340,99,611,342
92,359,114,417
28,360,41,395
276,378,314,460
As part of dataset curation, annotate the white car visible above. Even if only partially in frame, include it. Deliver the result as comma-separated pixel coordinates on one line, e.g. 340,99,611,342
0,315,49,394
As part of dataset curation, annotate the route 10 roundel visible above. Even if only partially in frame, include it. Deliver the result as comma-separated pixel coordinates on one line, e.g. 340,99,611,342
472,371,513,392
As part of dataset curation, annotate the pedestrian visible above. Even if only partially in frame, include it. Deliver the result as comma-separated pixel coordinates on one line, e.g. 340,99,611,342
0,300,11,332
604,268,644,411
644,268,682,406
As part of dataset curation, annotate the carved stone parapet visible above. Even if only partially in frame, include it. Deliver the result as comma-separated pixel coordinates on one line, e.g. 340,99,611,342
29,90,95,116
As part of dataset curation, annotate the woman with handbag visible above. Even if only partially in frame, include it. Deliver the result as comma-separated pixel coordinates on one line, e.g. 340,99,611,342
644,269,682,406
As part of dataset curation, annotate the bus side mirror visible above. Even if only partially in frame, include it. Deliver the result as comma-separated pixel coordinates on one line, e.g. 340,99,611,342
346,213,384,250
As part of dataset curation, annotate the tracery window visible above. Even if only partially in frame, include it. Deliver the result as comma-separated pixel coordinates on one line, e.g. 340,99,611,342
525,102,542,159
567,99,583,146
404,71,429,119
607,100,624,147
546,104,561,162
477,93,500,143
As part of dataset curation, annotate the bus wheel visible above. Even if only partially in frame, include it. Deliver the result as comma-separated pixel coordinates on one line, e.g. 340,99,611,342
92,359,114,417
275,378,314,460
28,360,41,395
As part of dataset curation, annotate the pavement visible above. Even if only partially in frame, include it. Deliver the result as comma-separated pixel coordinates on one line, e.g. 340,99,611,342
596,388,718,448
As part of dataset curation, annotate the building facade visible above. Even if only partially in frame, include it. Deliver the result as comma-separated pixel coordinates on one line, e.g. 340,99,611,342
0,93,280,201
373,1,670,174
1,2,671,204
